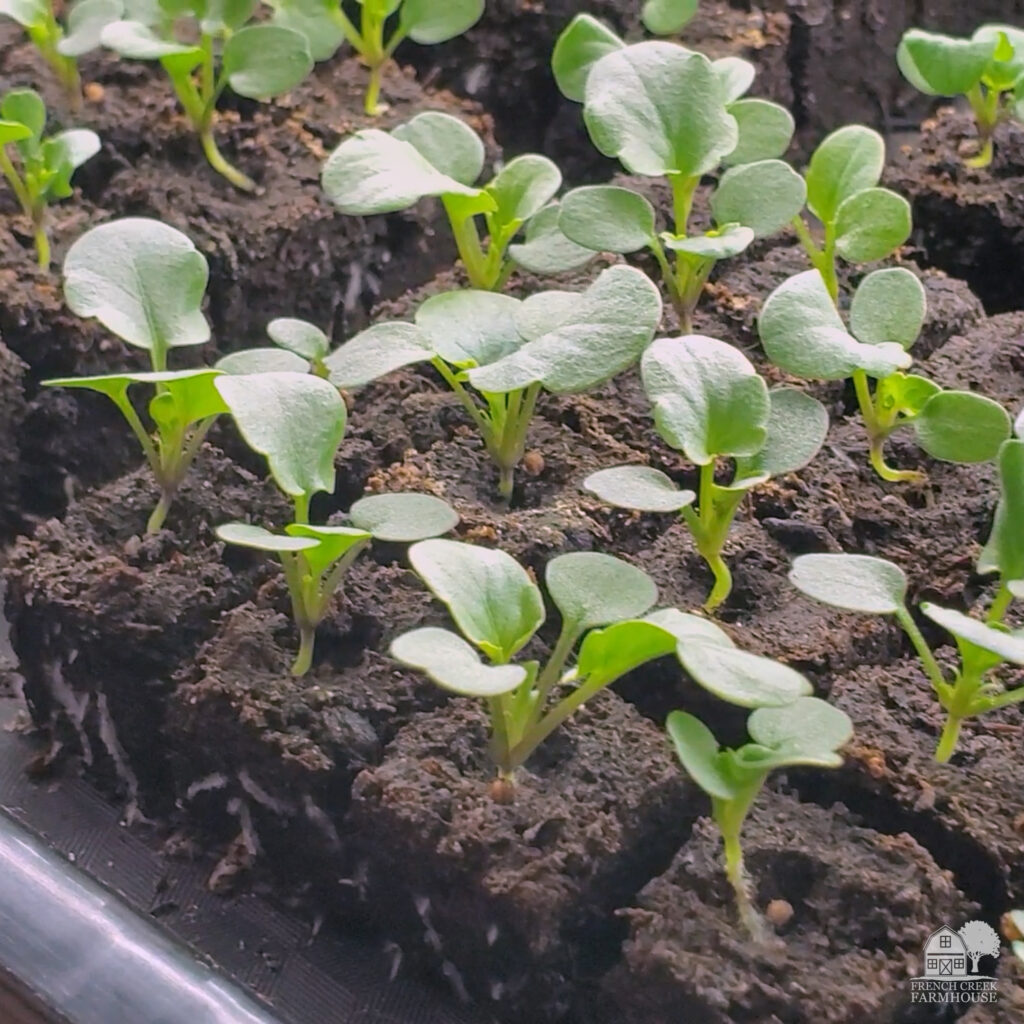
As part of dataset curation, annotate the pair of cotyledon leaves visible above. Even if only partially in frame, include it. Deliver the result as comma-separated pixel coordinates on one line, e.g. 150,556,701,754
584,335,829,514
0,88,99,200
393,539,814,709
321,110,594,277
899,24,1024,107
759,268,1011,463
790,552,1024,671
221,264,665,398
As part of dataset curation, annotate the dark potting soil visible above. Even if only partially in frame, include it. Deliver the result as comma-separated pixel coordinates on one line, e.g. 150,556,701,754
0,340,26,534
3,446,289,816
600,791,974,1024
347,693,694,1021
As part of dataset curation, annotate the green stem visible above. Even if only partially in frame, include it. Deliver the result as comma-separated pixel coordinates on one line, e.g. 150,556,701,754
292,625,316,676
364,59,385,116
934,714,962,764
32,216,50,270
965,84,999,169
0,148,32,217
199,128,256,192
445,202,494,288
686,462,735,611
704,552,733,612
853,371,923,483
895,605,949,700
714,792,767,940
792,215,839,303
987,583,1014,625
294,492,311,526
330,4,365,52
530,625,579,721
432,358,493,438
489,694,514,777
147,492,173,534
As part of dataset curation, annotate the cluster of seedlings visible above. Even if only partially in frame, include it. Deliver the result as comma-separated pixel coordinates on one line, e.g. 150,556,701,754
8,0,1024,978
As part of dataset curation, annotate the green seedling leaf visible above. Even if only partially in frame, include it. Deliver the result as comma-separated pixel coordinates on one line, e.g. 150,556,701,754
514,289,583,341
217,348,311,374
666,711,738,799
979,439,1024,581
758,270,912,379
217,522,319,552
348,492,458,542
222,24,312,99
642,334,770,464
849,267,926,349
467,265,661,394
711,159,807,238
646,607,735,646
834,187,912,263
0,119,32,145
789,553,907,614
215,372,345,499
678,641,813,707
508,202,595,275
713,56,754,103
913,391,1012,463
399,0,483,44
583,465,696,513
897,29,993,96
733,387,829,483
146,369,228,434
583,41,738,178
417,290,522,368
285,523,372,578
391,111,485,188
558,185,657,254
269,0,344,62
662,225,753,259
391,627,527,697
41,130,101,199
267,317,329,361
201,0,257,33
321,129,484,215
976,25,1024,91
101,19,201,59
745,696,852,768
0,0,46,27
574,619,681,686
642,0,698,35
323,322,432,389
488,154,561,228
805,125,885,226
921,603,1024,665
724,99,795,166
2,88,44,142
59,0,123,55
63,218,209,353
876,373,941,417
408,539,545,662
545,552,657,635
551,13,625,102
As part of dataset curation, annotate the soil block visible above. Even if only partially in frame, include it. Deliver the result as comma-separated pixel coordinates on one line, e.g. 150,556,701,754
0,338,26,534
3,447,288,815
602,791,973,1024
347,693,695,1021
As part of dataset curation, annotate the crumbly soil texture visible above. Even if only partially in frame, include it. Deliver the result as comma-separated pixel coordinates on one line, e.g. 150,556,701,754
3,10,1024,1024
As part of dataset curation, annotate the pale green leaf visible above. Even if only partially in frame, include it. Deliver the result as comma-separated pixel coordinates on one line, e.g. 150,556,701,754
0,0,46,27
1,88,44,140
746,696,852,767
267,317,329,360
323,321,432,388
789,553,907,614
217,348,311,375
712,56,754,103
733,386,829,483
223,24,312,99
921,604,1024,665
391,627,526,697
897,29,994,96
487,154,561,228
285,523,372,578
391,111,484,187
574,619,681,687
545,552,657,634
348,492,458,542
558,185,657,254
979,439,1024,581
913,391,1011,464
661,224,753,259
712,158,807,238
678,641,813,707
834,187,912,263
416,290,522,368
666,711,737,800
217,522,319,553
849,267,926,349
805,125,885,226
508,202,595,275
583,465,695,513
399,0,483,45
551,13,624,102
268,0,343,61
641,0,698,35
100,19,200,58
723,99,794,166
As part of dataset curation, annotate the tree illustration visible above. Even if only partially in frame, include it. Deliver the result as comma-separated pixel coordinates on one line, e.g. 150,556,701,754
959,920,1001,973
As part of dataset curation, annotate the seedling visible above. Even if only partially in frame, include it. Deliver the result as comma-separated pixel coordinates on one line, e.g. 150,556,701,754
0,88,99,268
790,125,911,301
898,25,1024,168
322,111,592,291
641,0,699,35
100,2,314,190
585,334,828,609
215,371,458,675
216,318,333,377
790,550,1024,763
554,35,804,330
667,697,852,936
322,265,662,499
393,539,814,785
268,0,482,116
45,218,222,533
759,268,1011,481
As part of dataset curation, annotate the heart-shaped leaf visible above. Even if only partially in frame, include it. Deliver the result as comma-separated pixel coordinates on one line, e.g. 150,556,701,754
223,24,312,98
467,265,661,394
391,627,527,697
268,0,344,61
975,25,1024,91
661,225,754,259
805,125,885,226
545,552,657,635
1,88,44,141
875,373,941,418
58,0,123,55
508,202,595,275
399,0,482,44
215,372,346,499
711,159,807,238
641,0,698,35
551,13,625,102
63,218,209,354
217,522,320,553
758,270,912,380
723,99,795,166
789,553,907,614
913,391,1011,463
558,185,657,254
217,348,311,375
834,187,912,263
713,56,754,103
746,696,852,767
285,523,372,578
323,322,432,389
574,619,681,687
321,129,484,215
979,439,1024,581
583,465,696,513
849,268,926,349
348,492,458,542
514,290,583,342
101,19,201,59
408,539,545,663
267,317,329,361
678,641,813,707
642,334,770,464
391,111,484,187
921,604,1024,665
733,387,829,483
897,29,993,96
666,711,737,800
416,290,523,368
583,41,737,178
487,154,562,229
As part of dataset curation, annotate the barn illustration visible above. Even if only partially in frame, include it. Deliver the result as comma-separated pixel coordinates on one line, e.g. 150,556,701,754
922,926,969,977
